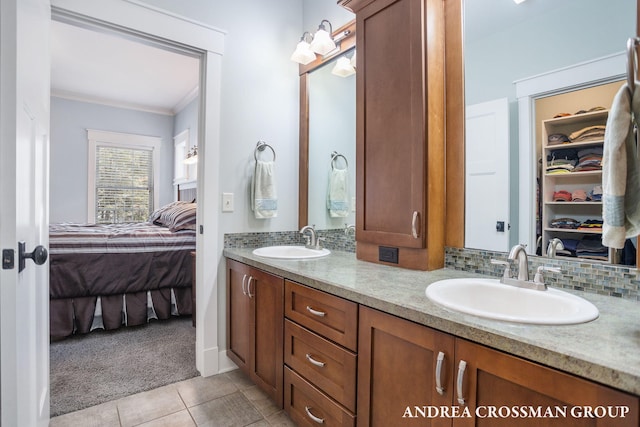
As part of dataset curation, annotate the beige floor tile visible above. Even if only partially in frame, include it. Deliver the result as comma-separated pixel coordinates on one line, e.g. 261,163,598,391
49,400,120,427
117,384,186,427
264,410,296,427
135,409,196,427
189,392,263,427
240,386,280,418
245,421,271,427
176,375,239,408
223,369,255,391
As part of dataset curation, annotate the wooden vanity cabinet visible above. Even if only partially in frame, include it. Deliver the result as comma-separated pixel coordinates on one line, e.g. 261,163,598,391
358,306,639,427
358,305,455,427
284,281,358,426
341,0,447,271
226,259,284,407
453,339,639,427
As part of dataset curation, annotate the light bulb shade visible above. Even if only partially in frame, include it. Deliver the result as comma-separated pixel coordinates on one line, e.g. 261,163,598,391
350,50,357,68
310,29,336,55
291,40,316,65
331,56,356,77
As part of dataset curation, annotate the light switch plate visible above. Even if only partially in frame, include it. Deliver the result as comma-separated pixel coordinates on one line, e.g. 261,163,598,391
222,193,234,212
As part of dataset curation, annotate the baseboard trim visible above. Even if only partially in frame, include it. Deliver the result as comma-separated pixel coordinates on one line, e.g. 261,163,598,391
218,350,238,373
200,346,219,377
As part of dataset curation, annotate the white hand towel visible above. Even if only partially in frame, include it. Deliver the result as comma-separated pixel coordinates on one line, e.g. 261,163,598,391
327,168,349,217
252,160,277,219
602,83,640,248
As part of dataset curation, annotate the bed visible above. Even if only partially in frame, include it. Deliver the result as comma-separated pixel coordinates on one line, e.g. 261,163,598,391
49,201,197,340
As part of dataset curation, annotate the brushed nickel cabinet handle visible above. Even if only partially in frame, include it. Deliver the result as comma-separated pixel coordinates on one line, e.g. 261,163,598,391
456,360,467,405
411,211,420,238
247,276,254,298
241,274,247,296
305,353,326,368
435,351,445,395
304,406,325,424
306,305,326,317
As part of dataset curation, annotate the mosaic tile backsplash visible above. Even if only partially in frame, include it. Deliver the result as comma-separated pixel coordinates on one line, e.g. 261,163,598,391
224,228,356,253
224,231,639,301
446,247,639,301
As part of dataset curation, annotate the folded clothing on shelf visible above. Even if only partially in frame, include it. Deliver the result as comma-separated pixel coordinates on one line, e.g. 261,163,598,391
569,125,606,142
549,217,581,229
553,190,572,202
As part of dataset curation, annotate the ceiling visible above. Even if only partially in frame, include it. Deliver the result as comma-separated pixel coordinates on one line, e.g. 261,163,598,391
50,20,200,115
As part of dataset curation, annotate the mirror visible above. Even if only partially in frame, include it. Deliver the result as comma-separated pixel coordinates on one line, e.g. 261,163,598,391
298,20,356,229
464,0,636,263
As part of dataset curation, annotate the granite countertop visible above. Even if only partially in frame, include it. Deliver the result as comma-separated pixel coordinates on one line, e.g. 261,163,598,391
223,248,640,396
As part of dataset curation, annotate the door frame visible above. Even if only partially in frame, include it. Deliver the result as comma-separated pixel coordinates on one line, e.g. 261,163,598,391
51,0,227,376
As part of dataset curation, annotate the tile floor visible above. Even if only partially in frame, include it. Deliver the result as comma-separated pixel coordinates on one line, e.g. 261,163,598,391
49,369,297,427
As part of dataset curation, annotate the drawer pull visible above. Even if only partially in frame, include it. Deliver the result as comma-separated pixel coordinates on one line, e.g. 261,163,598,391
305,353,326,368
456,360,467,405
304,406,325,424
435,351,445,395
241,274,247,296
306,305,326,317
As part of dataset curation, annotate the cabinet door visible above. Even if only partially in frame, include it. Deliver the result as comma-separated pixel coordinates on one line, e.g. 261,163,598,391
356,0,426,249
250,267,284,408
226,259,252,371
453,338,639,427
358,306,455,427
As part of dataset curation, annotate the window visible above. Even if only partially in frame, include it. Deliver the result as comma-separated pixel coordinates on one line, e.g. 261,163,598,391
88,130,160,224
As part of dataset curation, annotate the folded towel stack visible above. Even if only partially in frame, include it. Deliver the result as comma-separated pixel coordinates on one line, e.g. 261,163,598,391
252,160,278,219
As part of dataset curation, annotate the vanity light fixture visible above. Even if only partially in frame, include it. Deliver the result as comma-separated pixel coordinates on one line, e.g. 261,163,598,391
331,55,356,77
184,146,198,165
290,31,316,65
513,0,527,3
309,19,336,56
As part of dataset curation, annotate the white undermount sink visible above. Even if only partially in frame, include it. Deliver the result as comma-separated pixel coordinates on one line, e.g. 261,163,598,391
252,245,330,259
425,278,599,325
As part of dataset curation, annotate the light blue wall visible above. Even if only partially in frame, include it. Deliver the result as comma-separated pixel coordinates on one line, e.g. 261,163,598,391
303,0,354,32
50,97,175,223
174,97,199,150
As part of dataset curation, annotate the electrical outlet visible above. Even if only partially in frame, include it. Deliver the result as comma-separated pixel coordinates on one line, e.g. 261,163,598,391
222,193,234,212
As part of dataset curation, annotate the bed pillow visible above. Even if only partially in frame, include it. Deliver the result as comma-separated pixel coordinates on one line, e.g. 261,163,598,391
149,201,197,231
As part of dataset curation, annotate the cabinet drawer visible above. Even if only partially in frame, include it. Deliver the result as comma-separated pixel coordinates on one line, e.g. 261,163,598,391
284,366,355,427
284,320,357,412
285,280,358,351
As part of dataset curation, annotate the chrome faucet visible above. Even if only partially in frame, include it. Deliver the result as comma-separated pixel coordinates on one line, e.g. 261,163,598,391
344,224,355,235
547,238,565,258
299,225,318,249
508,243,529,281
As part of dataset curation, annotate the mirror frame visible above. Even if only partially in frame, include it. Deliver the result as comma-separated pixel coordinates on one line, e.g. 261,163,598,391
298,19,356,229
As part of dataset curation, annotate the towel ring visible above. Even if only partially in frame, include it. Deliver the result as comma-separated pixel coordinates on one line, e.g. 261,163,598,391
255,140,276,162
331,151,348,170
627,37,640,96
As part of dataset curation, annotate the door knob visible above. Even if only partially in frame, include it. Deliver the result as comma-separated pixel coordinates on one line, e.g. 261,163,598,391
18,241,48,272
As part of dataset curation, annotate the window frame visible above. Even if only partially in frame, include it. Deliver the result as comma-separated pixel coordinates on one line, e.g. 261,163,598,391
87,129,161,224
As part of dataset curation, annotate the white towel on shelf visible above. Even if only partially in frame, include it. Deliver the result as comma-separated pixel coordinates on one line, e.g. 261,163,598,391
602,83,640,248
327,168,349,217
252,160,278,219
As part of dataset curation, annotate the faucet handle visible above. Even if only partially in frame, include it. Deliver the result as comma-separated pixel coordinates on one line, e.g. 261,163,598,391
533,266,561,287
490,259,511,280
316,237,326,250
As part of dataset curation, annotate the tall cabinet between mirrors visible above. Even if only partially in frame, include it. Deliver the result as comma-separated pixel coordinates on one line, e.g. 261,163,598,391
340,0,457,271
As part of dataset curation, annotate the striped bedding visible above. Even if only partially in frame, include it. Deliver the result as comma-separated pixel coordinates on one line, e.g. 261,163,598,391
49,222,196,255
49,222,196,339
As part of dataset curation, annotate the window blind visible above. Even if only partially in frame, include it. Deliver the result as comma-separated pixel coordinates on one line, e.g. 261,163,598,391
95,145,154,223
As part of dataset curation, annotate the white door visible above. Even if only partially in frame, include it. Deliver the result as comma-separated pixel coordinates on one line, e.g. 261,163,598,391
0,0,51,425
465,98,510,252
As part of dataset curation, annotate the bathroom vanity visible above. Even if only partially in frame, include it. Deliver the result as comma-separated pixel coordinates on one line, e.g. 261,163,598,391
225,248,639,426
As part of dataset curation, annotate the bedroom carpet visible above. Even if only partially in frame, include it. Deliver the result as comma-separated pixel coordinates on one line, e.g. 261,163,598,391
50,317,197,417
